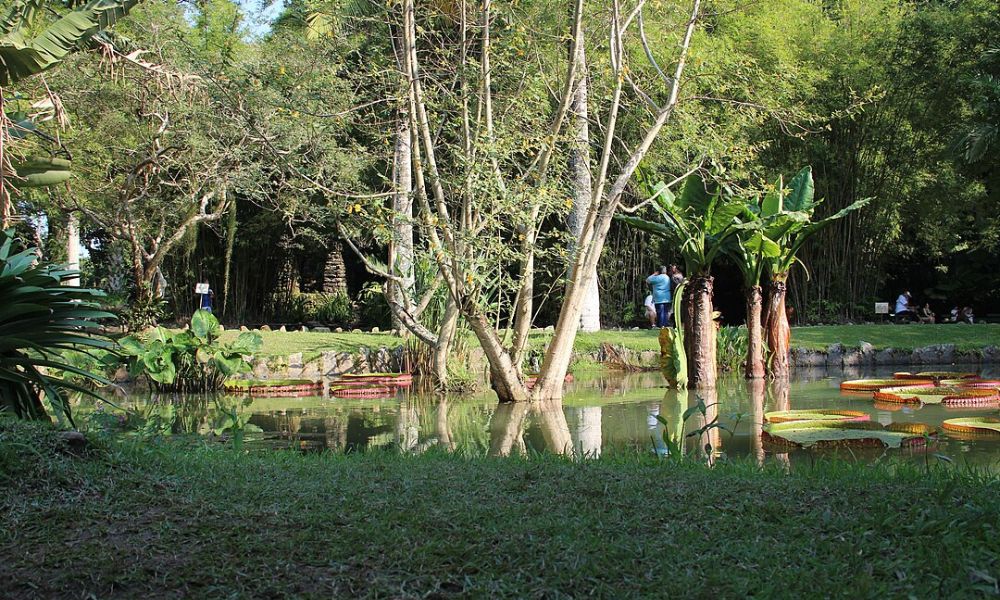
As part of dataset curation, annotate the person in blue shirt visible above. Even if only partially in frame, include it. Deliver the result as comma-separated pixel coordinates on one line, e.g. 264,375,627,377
200,288,215,313
646,266,672,327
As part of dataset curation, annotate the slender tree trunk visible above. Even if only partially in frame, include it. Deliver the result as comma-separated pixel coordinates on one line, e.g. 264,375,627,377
389,114,414,331
765,275,791,379
566,26,600,332
0,88,9,231
687,275,716,388
432,295,460,388
744,285,765,379
65,213,80,287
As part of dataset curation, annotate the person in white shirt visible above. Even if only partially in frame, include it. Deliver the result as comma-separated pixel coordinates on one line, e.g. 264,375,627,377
895,291,914,321
643,294,656,328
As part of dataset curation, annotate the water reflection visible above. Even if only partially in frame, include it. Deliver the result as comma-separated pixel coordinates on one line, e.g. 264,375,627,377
74,366,1000,467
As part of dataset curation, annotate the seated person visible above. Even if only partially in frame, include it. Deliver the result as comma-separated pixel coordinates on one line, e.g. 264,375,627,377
962,306,975,324
918,303,935,324
894,291,915,321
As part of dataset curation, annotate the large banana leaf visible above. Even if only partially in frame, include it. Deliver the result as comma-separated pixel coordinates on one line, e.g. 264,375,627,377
0,0,143,86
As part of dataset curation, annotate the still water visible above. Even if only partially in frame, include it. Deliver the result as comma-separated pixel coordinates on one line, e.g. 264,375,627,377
93,366,1000,467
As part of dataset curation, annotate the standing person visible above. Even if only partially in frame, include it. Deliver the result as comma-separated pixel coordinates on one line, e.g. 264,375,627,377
647,266,672,328
667,265,685,326
200,288,215,314
643,293,656,328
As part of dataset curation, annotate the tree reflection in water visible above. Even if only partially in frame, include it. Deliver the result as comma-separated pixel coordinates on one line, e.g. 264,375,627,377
749,379,766,466
573,406,602,458
769,380,792,470
685,388,722,464
488,399,575,456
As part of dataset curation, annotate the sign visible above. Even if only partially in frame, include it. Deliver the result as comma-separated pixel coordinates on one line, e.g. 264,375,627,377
195,283,210,294
874,302,889,314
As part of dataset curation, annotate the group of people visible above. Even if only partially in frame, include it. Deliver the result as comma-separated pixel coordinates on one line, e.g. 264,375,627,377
644,265,685,327
894,291,974,324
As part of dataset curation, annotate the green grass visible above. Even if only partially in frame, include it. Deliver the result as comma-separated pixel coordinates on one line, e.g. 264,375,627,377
3,418,1000,598
223,324,999,359
789,323,1000,351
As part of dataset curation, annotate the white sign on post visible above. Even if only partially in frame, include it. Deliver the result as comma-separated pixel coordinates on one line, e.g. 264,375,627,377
195,283,210,294
874,302,889,314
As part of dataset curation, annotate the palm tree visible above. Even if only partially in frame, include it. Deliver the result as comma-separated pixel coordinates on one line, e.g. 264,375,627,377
617,173,745,388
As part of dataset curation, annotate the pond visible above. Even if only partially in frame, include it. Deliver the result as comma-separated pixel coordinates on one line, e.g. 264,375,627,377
84,366,1000,467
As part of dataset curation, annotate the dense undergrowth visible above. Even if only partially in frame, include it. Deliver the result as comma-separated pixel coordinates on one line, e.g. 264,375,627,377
3,418,1000,598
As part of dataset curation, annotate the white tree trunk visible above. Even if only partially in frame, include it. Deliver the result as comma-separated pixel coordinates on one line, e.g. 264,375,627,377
390,115,414,331
65,212,80,287
567,35,600,332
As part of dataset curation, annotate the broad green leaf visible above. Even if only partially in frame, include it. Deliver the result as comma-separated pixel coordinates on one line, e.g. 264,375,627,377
784,166,815,213
190,309,219,341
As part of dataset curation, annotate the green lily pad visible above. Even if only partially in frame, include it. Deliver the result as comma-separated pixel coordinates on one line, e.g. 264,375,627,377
763,420,929,449
764,409,869,424
942,417,1000,436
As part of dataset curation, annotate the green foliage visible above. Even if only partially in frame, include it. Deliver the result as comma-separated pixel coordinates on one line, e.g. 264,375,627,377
119,309,261,392
658,287,687,389
617,172,745,277
0,0,143,85
716,326,748,373
0,229,115,424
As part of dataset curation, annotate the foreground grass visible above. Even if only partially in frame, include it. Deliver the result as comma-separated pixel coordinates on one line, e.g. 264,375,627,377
226,324,1000,358
3,420,1000,598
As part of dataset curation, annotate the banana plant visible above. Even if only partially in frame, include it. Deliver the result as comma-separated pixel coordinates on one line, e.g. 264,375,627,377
0,228,116,424
617,172,745,389
1,0,144,224
753,166,870,379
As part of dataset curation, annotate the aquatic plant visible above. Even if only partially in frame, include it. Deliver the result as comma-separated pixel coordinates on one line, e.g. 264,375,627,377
942,417,1000,437
119,310,262,392
873,386,1000,406
893,371,978,382
840,378,934,392
764,409,869,424
762,419,933,449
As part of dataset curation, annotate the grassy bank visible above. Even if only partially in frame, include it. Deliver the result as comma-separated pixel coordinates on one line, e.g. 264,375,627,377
224,324,1000,358
3,419,999,598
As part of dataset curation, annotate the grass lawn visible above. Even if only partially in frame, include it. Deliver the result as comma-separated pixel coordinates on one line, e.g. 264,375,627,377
226,324,1000,358
3,419,1000,598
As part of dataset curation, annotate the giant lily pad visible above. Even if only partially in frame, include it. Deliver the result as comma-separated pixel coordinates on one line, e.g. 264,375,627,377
840,378,933,392
764,409,869,424
763,420,932,449
874,386,999,406
942,417,1000,437
894,371,978,382
950,379,1000,390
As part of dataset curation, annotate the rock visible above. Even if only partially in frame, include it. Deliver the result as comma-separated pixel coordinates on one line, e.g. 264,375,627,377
938,343,955,364
371,326,380,333
300,326,310,332
288,352,303,368
57,431,88,455
791,348,825,367
352,329,362,334
240,325,249,332
219,325,225,331
630,327,640,331
639,350,659,366
825,343,844,367
334,327,343,333
913,345,940,365
313,326,331,333
279,325,287,332
545,325,555,331
875,347,903,365
260,324,272,332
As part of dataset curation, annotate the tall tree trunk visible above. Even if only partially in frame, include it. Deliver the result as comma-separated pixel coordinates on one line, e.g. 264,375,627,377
0,88,9,231
744,285,765,379
65,213,80,287
389,114,414,331
765,275,791,379
686,275,716,388
566,25,600,332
